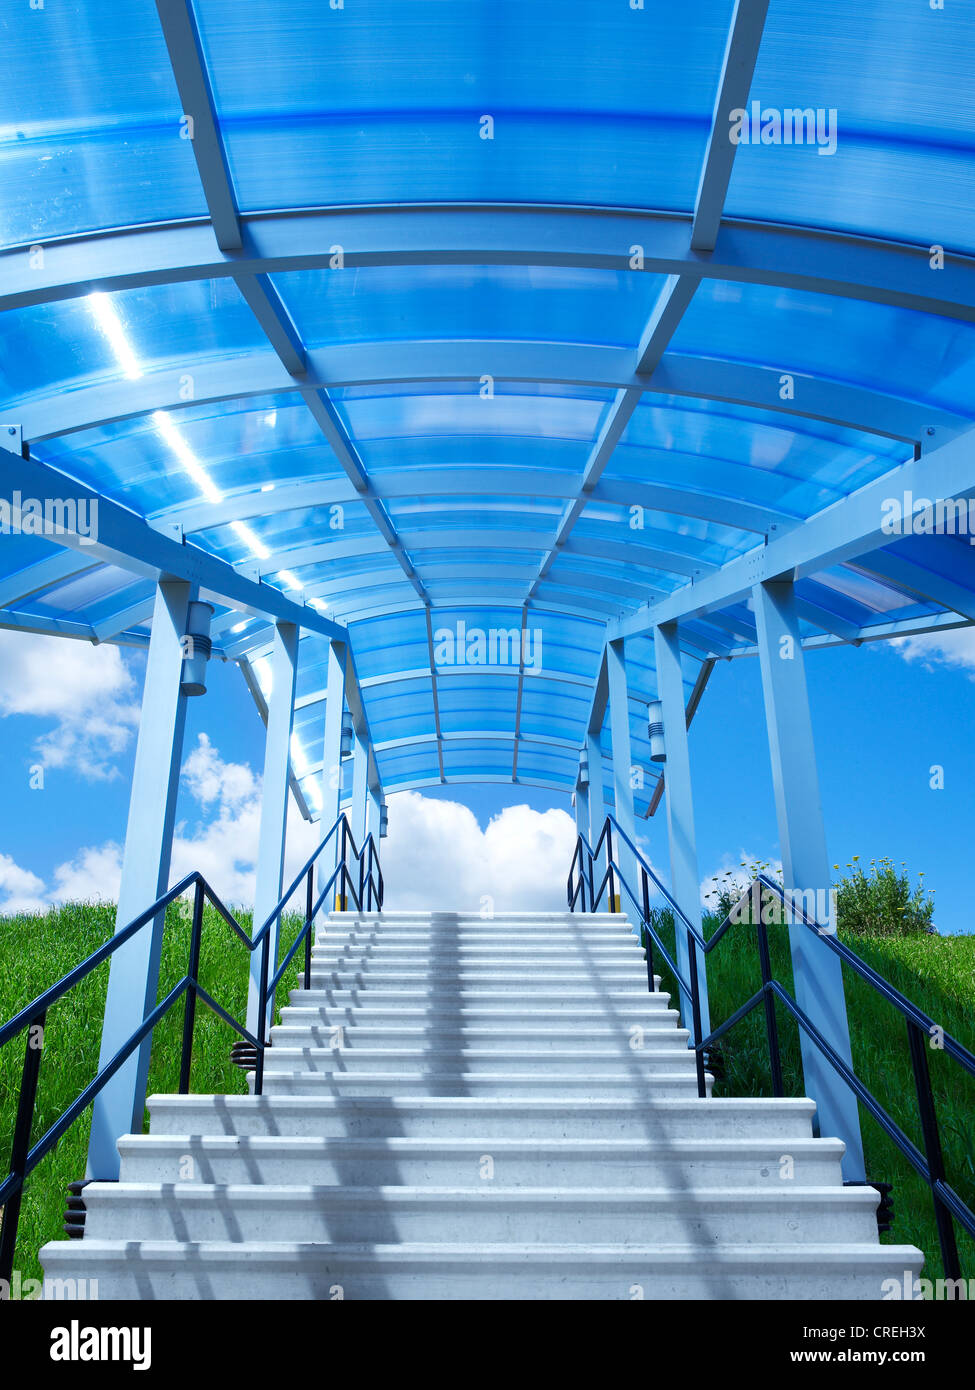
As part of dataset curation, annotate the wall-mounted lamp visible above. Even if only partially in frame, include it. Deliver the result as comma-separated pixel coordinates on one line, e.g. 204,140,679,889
577,749,589,788
180,602,214,697
648,700,666,763
379,804,388,838
340,711,355,758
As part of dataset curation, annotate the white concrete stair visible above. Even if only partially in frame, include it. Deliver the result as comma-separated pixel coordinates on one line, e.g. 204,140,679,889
41,909,924,1299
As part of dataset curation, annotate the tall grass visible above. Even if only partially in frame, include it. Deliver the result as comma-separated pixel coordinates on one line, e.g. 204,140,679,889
0,898,304,1284
648,908,975,1279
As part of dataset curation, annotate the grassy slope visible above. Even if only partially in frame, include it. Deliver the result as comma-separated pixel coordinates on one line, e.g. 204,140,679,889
2,903,973,1285
0,901,303,1284
650,914,975,1280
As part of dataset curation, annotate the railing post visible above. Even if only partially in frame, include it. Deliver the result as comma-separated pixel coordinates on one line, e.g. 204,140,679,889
604,823,616,913
756,912,785,1098
254,933,270,1097
586,837,596,914
0,1008,46,1288
304,865,314,986
906,1018,961,1280
687,938,708,1098
641,866,655,989
178,881,204,1094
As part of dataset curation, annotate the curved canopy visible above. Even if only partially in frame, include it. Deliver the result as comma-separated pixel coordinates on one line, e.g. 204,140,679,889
2,0,974,817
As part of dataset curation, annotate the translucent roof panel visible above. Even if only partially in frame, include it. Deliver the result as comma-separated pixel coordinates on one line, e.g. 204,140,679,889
0,1,206,249
193,0,735,211
724,0,975,255
3,3,973,809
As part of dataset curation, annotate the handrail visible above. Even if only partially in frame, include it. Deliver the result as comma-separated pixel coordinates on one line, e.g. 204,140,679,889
569,813,975,1282
0,811,383,1285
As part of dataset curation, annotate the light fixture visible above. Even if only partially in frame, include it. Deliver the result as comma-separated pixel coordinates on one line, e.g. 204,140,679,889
577,749,589,788
180,602,214,696
379,804,388,838
340,711,355,758
648,700,666,763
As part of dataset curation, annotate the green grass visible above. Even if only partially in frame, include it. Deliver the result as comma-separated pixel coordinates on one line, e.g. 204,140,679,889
0,898,304,1285
648,910,975,1280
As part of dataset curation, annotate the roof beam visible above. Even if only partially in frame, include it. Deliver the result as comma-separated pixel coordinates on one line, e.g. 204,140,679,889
610,425,975,639
0,445,348,642
8,210,975,327
0,551,102,608
24,341,958,447
692,0,771,252
153,0,241,251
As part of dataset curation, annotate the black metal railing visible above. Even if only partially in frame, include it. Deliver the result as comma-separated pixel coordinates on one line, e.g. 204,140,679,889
0,812,382,1285
569,813,975,1281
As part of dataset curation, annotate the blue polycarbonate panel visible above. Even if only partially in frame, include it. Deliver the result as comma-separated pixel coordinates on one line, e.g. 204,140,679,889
670,281,975,423
194,0,734,212
0,1,206,248
2,281,268,413
336,389,611,448
724,0,975,254
275,267,667,350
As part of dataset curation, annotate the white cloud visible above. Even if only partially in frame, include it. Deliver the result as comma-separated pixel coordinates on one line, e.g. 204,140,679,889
0,630,140,779
0,852,48,915
381,791,578,912
51,843,123,905
892,627,975,675
7,736,586,920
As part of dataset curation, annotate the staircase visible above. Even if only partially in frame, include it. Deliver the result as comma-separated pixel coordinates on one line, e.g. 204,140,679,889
41,910,923,1299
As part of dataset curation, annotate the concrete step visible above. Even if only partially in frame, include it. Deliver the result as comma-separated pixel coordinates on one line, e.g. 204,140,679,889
38,1239,924,1301
147,1093,805,1140
315,930,641,945
80,1183,881,1246
302,972,657,992
250,1071,711,1099
288,989,674,1012
311,945,645,956
116,1134,847,1189
268,1023,691,1051
326,913,631,925
259,1046,699,1076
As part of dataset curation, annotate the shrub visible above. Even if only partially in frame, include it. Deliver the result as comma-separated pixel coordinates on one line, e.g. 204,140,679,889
833,856,935,937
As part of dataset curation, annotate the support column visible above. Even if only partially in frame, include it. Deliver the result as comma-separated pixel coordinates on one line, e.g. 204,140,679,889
573,776,590,842
654,621,710,1038
367,788,382,845
351,730,369,848
586,731,606,839
87,579,193,1180
753,579,865,1181
318,638,347,915
247,621,299,1038
606,638,638,919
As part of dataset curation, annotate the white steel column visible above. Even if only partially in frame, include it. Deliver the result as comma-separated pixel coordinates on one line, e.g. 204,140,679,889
606,637,638,919
351,730,369,847
247,621,299,1037
753,578,866,1181
654,621,711,1039
318,638,347,914
87,579,193,1180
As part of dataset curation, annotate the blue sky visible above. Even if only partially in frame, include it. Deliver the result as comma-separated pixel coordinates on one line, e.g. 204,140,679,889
0,627,970,931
